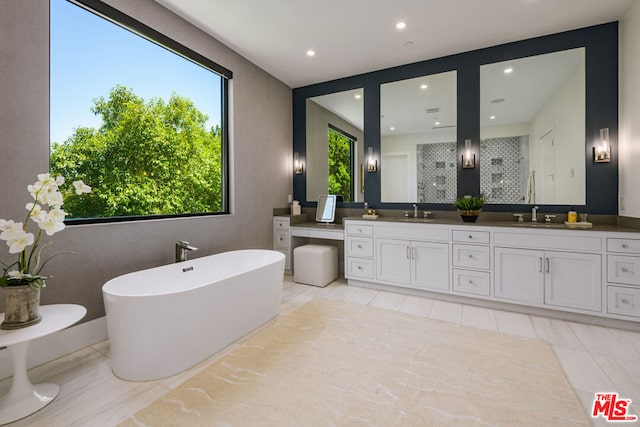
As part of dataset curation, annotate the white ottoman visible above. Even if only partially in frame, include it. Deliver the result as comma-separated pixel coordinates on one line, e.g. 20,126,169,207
294,244,338,287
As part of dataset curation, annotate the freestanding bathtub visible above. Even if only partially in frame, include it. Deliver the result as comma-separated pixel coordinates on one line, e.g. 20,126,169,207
102,249,285,381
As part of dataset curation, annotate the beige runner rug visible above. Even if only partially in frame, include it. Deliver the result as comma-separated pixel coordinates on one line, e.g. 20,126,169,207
120,298,589,426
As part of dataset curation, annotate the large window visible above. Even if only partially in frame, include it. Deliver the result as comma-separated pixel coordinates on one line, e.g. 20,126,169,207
50,0,231,222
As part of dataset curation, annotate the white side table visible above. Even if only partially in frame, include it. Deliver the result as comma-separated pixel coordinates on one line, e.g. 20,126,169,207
0,304,86,425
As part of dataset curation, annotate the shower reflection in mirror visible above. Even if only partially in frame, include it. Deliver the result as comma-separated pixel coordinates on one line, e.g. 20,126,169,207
480,47,585,205
380,70,457,203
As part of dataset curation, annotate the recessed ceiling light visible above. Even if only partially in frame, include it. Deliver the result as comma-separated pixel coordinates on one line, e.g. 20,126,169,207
490,115,496,120
434,121,440,126
504,67,513,74
396,22,406,30
306,50,315,57
420,84,428,90
354,93,361,99
390,126,396,131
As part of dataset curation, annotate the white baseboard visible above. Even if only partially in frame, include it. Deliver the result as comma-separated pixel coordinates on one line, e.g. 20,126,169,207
0,316,108,381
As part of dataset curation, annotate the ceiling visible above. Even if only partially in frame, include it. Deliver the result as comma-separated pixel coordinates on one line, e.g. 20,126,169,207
154,0,632,89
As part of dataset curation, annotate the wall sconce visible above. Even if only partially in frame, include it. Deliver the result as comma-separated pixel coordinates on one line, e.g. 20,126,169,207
367,147,377,172
294,152,304,174
593,128,611,163
462,139,475,169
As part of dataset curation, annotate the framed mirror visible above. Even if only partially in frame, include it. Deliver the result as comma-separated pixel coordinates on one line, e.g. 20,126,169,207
380,71,457,203
480,48,585,205
306,89,364,202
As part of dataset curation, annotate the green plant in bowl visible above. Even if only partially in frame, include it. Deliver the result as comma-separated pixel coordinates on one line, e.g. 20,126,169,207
454,196,484,222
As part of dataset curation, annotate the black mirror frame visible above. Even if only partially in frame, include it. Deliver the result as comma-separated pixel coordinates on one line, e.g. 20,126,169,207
293,22,618,214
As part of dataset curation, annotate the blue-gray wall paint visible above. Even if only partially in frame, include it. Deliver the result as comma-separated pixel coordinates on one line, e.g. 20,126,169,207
293,23,618,215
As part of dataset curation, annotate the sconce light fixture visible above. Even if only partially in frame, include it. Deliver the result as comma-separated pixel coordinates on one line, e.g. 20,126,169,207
294,152,304,174
367,147,377,172
593,128,611,163
462,139,475,169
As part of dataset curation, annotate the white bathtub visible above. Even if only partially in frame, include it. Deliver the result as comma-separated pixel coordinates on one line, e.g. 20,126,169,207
102,249,285,381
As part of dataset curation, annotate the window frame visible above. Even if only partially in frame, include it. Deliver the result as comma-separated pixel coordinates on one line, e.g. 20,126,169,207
52,0,232,225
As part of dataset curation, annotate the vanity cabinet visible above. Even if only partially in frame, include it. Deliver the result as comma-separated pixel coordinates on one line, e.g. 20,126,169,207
452,230,491,297
340,217,640,324
376,238,449,291
345,221,375,280
494,248,601,311
273,216,291,272
606,237,640,318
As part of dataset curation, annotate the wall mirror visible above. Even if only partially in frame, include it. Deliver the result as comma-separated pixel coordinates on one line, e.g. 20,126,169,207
480,47,585,205
306,89,364,202
380,71,457,203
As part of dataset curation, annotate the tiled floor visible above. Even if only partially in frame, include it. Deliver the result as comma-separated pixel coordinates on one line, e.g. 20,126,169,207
1,277,639,426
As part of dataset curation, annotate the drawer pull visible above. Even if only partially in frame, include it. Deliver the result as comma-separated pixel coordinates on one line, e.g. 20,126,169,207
358,228,363,233
546,257,550,273
358,244,363,249
468,280,474,285
468,235,473,239
357,266,363,270
539,257,543,273
468,254,473,259
622,244,629,249
622,268,629,273
621,298,630,305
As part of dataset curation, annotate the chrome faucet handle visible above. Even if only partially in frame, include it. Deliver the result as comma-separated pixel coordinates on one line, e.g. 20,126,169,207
544,214,556,223
423,211,432,218
513,213,524,222
404,211,410,217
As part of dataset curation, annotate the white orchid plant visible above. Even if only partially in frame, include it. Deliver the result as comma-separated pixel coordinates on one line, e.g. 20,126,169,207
0,173,91,289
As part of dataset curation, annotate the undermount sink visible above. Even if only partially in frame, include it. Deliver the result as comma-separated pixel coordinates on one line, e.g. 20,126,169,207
510,222,567,229
391,217,435,223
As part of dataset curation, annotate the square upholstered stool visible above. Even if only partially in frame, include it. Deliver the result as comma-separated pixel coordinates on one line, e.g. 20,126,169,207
293,244,338,287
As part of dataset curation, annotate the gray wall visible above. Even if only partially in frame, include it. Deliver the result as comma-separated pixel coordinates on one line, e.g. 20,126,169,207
0,0,292,321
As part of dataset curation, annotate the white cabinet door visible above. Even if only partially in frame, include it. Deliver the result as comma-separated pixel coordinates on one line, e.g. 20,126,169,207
376,238,411,285
545,251,602,312
412,241,449,291
494,247,544,304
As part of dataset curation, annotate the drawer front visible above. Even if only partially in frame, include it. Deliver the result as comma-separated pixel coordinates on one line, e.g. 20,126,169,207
607,255,640,286
494,232,602,252
607,285,640,318
453,269,490,296
346,223,374,236
607,238,640,254
346,236,373,258
347,257,374,279
376,223,449,242
452,230,490,244
452,244,490,270
274,230,290,249
274,217,290,230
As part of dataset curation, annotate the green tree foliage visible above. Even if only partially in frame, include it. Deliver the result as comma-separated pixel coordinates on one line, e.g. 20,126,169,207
327,128,353,202
50,85,223,218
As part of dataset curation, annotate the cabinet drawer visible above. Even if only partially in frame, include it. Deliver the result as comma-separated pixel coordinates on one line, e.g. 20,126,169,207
346,236,373,257
452,230,490,244
347,257,374,279
452,244,490,270
453,269,490,296
346,223,374,236
273,230,289,249
607,255,640,286
607,285,640,318
274,217,290,230
607,238,640,254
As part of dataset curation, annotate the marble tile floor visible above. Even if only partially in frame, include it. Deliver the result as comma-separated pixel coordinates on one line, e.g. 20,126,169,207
1,276,639,426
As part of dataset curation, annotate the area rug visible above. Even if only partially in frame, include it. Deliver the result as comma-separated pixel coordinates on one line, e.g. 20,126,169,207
120,298,589,426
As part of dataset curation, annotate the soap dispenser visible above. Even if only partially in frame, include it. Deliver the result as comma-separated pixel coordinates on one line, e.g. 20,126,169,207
567,207,577,223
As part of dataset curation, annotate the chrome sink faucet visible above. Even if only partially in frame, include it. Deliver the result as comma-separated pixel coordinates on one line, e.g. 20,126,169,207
176,240,198,262
531,206,539,222
413,204,418,218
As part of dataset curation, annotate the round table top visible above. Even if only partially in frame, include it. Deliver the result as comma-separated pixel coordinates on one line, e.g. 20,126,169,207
0,304,86,347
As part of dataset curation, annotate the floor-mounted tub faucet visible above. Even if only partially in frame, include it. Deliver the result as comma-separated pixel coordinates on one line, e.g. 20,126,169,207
176,240,198,262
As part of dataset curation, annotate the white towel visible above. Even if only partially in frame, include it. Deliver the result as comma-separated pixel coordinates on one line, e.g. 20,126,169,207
525,171,535,204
